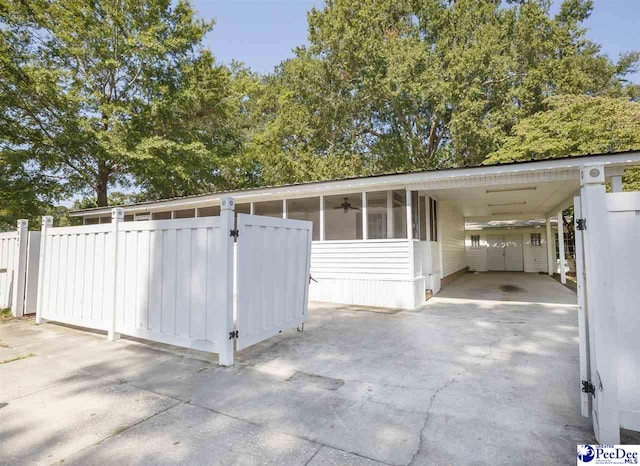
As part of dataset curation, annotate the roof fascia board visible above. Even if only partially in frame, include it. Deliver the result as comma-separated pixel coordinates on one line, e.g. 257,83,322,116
70,151,640,217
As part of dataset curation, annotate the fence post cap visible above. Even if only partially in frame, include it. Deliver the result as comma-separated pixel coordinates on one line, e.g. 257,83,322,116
221,198,235,211
41,216,53,227
111,208,125,220
16,219,28,228
580,164,605,185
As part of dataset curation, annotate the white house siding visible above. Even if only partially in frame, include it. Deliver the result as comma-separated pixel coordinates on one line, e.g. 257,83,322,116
439,202,467,277
308,240,423,309
465,228,550,273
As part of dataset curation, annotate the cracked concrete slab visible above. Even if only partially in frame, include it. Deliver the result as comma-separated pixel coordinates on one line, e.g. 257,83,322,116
0,272,594,465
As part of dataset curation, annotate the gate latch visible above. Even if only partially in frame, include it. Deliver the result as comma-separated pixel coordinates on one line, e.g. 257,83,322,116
229,330,239,340
576,219,587,231
230,229,239,238
582,380,596,397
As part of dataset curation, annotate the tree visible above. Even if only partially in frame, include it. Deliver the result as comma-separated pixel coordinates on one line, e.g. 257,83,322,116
0,0,247,207
248,0,638,183
484,95,640,190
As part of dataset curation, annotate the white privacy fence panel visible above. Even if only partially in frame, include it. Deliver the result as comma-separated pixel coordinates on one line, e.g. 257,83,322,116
236,214,312,350
0,232,18,309
39,224,113,330
606,192,640,432
115,217,228,352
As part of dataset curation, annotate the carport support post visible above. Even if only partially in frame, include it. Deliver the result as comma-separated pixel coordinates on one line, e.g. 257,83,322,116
11,219,28,317
218,197,235,366
557,210,566,284
546,216,554,275
580,164,619,443
35,216,53,324
108,208,124,341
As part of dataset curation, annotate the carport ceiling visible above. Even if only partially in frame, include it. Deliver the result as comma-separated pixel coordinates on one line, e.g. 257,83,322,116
426,179,579,218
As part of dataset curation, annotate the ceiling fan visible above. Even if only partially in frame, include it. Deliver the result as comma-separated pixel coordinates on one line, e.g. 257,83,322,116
334,197,361,213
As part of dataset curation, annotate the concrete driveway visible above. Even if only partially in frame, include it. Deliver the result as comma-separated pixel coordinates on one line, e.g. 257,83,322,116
0,272,593,465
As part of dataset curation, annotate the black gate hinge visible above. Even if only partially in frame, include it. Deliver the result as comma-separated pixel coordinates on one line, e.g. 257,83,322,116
576,219,587,231
582,380,596,397
229,330,239,340
230,229,239,238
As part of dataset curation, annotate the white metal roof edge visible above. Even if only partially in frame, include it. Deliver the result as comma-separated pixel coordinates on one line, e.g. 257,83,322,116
70,151,640,217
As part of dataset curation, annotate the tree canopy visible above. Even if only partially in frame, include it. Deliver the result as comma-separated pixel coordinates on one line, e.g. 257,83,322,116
1,0,639,226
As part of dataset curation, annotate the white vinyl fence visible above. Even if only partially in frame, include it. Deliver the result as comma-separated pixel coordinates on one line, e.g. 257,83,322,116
0,220,35,316
575,165,640,443
0,231,19,309
36,199,312,366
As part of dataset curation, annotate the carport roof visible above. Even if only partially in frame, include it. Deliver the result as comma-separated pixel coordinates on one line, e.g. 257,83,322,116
70,149,640,218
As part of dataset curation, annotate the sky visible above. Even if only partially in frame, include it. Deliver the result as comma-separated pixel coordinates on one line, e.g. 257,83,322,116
194,0,640,83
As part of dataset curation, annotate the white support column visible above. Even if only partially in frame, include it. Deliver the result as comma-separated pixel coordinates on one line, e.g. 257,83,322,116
611,175,623,193
11,219,28,317
405,190,413,240
218,198,235,366
361,192,368,240
282,199,287,219
319,196,325,241
546,216,554,275
108,208,124,341
557,210,566,284
250,202,255,215
170,211,176,219
387,191,394,238
579,164,619,443
35,216,53,325
195,207,200,218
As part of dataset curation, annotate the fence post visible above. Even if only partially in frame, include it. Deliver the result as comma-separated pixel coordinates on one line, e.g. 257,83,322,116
35,216,53,324
108,208,124,341
11,219,28,317
218,197,235,366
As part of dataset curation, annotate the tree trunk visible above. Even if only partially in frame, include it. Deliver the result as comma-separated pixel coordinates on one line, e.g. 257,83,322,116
96,163,109,207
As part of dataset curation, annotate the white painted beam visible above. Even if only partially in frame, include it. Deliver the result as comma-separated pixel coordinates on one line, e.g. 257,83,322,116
406,190,413,240
557,210,566,284
319,196,325,241
362,192,368,240
546,216,554,276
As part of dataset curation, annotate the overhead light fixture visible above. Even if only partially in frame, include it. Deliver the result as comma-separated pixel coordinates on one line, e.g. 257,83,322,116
485,186,537,194
487,201,527,207
491,212,523,216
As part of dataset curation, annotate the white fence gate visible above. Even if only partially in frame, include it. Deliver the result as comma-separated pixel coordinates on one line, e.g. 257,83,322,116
35,200,312,366
575,165,640,443
0,231,19,309
236,214,312,350
0,220,38,316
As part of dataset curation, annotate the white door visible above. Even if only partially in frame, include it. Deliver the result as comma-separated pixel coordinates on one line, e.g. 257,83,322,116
504,234,524,272
236,214,312,351
487,235,506,271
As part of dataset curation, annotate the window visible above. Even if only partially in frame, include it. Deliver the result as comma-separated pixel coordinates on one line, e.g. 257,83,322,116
392,190,407,238
429,197,438,241
471,235,481,248
287,197,320,241
325,193,363,240
531,233,542,247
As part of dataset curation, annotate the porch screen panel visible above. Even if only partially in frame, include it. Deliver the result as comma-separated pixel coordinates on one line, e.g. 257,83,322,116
392,190,407,239
325,193,363,240
287,197,320,241
254,200,282,218
366,191,387,239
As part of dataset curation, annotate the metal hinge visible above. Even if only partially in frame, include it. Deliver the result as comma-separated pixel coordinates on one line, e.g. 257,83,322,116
229,229,239,238
576,218,587,231
229,330,239,340
582,380,596,397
